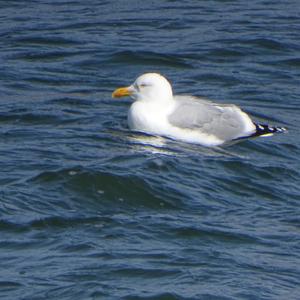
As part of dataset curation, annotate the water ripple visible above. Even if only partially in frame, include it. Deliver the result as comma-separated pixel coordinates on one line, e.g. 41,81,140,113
108,50,194,69
30,168,185,210
0,1,299,299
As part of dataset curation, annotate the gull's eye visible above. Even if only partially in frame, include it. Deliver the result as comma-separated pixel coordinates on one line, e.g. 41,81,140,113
135,82,151,91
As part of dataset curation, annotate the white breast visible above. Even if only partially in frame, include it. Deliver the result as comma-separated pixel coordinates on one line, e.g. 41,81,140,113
128,101,173,134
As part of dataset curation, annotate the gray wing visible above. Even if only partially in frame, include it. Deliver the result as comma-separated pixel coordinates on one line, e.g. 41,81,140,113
168,95,254,141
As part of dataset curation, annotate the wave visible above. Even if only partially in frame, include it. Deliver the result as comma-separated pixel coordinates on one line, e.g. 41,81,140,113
13,36,80,47
107,50,194,69
242,38,289,51
29,167,186,210
0,111,62,125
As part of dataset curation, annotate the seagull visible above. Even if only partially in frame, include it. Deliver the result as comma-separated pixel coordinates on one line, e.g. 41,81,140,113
112,73,286,147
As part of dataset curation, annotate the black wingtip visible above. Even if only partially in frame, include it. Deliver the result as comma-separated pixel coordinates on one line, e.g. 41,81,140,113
253,123,287,137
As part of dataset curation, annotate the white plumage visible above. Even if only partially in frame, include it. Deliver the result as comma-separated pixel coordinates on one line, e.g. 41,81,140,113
112,73,286,147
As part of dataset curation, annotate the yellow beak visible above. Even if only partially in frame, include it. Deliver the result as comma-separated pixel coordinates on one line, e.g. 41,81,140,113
112,86,133,98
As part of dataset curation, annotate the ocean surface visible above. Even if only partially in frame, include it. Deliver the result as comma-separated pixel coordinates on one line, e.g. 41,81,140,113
0,1,299,299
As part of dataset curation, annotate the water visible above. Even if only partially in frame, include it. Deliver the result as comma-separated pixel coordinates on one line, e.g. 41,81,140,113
1,1,300,299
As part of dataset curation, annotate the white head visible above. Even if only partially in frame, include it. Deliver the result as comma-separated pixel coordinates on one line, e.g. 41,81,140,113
112,73,173,102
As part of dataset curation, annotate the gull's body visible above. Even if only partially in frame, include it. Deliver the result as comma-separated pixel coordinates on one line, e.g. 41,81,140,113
112,73,286,147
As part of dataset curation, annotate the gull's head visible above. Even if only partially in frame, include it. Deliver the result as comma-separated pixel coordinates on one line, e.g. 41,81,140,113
112,73,173,102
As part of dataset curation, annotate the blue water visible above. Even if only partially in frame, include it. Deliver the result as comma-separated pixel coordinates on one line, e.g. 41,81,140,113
1,1,300,299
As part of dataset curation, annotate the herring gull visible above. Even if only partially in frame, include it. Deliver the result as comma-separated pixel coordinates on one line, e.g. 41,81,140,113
112,73,286,147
